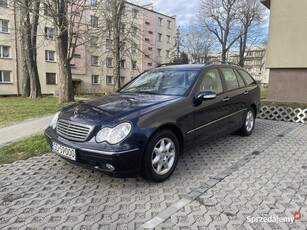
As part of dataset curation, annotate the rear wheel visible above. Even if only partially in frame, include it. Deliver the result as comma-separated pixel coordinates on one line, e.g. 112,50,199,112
142,130,179,182
238,108,255,136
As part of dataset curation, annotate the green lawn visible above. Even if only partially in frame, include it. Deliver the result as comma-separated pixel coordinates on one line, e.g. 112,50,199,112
0,134,50,165
0,96,73,126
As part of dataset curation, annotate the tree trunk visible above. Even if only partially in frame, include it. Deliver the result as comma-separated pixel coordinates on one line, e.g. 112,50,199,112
56,34,74,103
21,0,42,98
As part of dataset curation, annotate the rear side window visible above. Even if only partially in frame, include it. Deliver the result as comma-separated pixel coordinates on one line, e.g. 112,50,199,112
238,69,255,85
221,68,241,91
199,68,223,94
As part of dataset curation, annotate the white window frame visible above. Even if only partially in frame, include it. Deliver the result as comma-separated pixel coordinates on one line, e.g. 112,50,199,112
166,35,171,44
167,20,171,29
91,75,99,84
120,59,126,68
0,19,9,33
91,55,99,66
45,50,55,62
0,70,11,83
158,17,163,26
157,48,162,57
45,27,55,40
106,75,114,85
46,73,57,85
158,33,162,42
0,46,10,58
106,57,113,67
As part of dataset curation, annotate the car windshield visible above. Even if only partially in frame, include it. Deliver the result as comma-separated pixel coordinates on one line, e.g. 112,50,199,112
120,69,199,96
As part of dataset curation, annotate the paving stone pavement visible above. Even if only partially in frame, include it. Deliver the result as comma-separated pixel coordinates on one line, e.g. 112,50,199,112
0,119,307,230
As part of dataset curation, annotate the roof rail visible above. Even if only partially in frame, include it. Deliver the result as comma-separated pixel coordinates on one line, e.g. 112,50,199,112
205,61,239,66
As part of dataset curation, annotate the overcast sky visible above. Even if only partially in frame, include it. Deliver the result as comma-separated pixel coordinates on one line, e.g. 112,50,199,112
151,0,200,28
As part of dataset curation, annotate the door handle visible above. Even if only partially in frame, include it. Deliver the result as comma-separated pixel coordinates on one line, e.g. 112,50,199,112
244,91,249,95
222,97,230,102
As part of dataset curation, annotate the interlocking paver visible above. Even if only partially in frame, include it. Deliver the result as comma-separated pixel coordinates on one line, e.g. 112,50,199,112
1,120,307,229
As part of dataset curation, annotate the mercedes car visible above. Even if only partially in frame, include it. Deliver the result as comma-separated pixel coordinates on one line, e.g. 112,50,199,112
45,63,260,182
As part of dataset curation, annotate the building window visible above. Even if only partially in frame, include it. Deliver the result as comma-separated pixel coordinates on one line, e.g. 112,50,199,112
106,39,112,49
166,35,171,44
145,21,150,25
90,0,97,6
148,63,152,67
91,55,99,66
158,17,163,26
0,70,11,83
91,75,99,84
106,57,113,67
131,26,137,36
148,31,153,35
131,43,137,53
132,61,137,69
0,0,8,7
106,76,113,85
148,47,153,51
120,59,126,68
132,9,138,19
91,16,98,27
158,33,162,42
46,73,56,85
145,54,149,58
167,20,171,29
45,50,55,62
157,48,162,57
90,36,98,47
45,27,55,40
145,38,150,42
0,19,9,33
166,50,170,58
0,46,10,58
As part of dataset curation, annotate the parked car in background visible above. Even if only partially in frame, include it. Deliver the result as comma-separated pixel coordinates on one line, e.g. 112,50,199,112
45,63,260,182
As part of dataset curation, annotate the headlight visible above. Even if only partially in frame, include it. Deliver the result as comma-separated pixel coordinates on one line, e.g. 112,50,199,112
96,122,132,144
50,111,60,129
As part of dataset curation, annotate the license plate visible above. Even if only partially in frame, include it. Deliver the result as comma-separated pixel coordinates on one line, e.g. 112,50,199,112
52,142,76,161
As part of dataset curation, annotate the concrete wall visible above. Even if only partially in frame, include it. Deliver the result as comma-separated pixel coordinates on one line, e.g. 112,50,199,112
266,0,307,68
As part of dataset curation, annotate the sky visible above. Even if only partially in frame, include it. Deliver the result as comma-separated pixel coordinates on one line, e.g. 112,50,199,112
150,0,200,28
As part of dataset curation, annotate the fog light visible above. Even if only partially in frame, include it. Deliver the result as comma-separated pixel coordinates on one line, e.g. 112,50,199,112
106,164,115,171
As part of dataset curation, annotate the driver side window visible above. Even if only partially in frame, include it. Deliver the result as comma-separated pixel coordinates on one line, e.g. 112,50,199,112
199,69,223,94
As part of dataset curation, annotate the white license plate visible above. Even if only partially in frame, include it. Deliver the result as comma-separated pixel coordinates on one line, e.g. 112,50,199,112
52,142,76,161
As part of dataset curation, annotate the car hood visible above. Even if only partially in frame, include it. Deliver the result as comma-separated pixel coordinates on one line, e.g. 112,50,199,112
60,93,180,125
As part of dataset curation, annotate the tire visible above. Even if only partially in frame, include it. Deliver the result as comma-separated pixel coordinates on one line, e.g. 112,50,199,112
238,107,255,136
142,130,179,182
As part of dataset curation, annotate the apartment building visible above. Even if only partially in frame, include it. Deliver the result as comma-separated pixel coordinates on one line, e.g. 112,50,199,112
0,1,176,96
261,0,307,103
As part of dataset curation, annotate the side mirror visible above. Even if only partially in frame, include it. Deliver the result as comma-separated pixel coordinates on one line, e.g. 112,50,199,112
194,90,216,106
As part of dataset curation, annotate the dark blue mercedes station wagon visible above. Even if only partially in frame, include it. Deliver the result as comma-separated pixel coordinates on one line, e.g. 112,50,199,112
45,63,260,182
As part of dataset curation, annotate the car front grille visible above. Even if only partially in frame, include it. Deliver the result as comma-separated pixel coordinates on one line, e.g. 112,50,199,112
56,119,93,142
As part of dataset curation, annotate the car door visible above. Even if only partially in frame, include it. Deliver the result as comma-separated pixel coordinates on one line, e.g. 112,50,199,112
219,67,249,130
192,68,230,143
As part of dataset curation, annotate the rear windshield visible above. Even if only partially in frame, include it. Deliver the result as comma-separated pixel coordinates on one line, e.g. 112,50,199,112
120,69,199,96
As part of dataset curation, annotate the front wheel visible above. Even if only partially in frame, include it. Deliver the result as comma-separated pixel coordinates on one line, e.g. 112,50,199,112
238,108,255,136
142,130,179,182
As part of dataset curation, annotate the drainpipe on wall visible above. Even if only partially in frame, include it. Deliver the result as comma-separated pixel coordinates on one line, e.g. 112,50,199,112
13,1,20,96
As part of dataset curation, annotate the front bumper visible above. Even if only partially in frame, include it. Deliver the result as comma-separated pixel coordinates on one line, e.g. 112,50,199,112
44,127,145,178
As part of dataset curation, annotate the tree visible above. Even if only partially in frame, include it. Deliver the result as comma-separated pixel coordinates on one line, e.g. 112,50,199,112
185,23,214,64
198,0,243,62
18,0,42,98
237,0,264,66
172,51,189,64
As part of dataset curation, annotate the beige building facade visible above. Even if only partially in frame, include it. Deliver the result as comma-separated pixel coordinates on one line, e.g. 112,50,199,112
261,0,307,103
0,1,176,96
